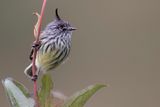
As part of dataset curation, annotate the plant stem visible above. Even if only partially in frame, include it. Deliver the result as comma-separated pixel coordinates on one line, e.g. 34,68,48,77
32,0,47,107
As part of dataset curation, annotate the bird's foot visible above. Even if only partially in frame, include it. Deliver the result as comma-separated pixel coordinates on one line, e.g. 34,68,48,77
32,41,41,50
31,75,38,81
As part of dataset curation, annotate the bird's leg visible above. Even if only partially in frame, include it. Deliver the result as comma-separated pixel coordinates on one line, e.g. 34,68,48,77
29,41,41,60
29,49,34,60
29,41,41,81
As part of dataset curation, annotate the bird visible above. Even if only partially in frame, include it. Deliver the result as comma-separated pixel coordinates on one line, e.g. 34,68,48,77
24,8,76,80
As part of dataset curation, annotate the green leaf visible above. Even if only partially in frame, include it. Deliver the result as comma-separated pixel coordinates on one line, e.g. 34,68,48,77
38,73,54,107
12,79,30,97
62,84,106,107
2,78,35,107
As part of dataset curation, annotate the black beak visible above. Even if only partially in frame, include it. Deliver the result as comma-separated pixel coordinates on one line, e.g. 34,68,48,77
68,27,77,31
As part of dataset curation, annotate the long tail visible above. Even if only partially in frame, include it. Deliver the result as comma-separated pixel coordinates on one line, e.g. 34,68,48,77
24,63,39,79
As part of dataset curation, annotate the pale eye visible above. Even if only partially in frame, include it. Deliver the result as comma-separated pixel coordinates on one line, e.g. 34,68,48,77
59,24,65,29
58,24,68,31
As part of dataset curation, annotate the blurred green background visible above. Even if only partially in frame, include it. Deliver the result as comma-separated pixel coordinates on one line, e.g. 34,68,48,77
1,0,160,107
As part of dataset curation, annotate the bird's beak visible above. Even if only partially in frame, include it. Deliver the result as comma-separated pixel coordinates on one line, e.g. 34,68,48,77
68,27,77,31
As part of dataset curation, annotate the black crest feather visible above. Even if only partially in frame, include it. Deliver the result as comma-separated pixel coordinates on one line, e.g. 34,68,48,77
55,8,61,20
